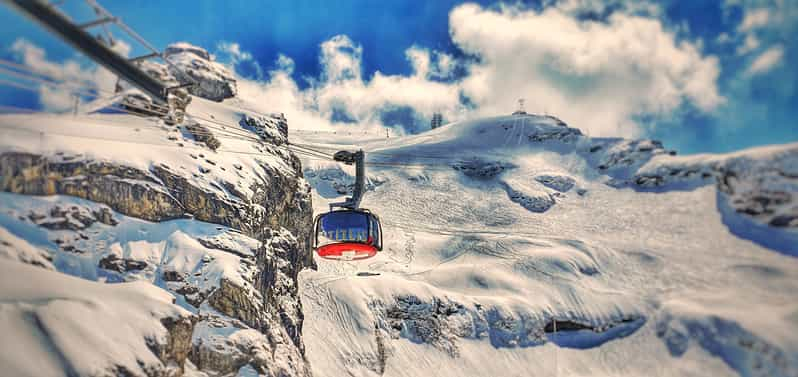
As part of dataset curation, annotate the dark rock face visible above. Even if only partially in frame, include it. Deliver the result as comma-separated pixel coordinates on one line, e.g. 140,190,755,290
116,43,235,104
452,159,512,179
241,114,289,145
1,153,185,221
0,121,313,376
374,295,643,358
185,229,310,376
190,314,310,377
527,126,582,143
534,174,575,192
99,254,148,273
598,139,672,173
183,121,221,151
504,185,555,213
717,168,798,229
0,153,312,245
152,315,196,376
625,147,798,230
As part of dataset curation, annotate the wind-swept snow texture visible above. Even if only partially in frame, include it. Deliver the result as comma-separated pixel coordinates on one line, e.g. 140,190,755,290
296,114,798,377
0,79,312,376
0,256,193,377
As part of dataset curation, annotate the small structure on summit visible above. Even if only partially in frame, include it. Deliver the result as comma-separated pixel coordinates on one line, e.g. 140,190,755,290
512,98,527,115
430,112,443,129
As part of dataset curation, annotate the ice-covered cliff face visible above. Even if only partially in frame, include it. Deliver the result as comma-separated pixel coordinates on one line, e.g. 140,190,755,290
118,42,237,104
294,114,798,377
0,91,313,375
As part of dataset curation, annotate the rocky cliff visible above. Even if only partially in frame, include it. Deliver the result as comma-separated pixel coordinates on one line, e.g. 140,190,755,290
0,44,314,376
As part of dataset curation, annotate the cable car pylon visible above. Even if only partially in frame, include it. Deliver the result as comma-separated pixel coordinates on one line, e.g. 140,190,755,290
312,150,383,261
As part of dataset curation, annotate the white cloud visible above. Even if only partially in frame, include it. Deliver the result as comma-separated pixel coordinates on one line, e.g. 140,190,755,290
738,8,771,32
747,45,784,75
449,3,724,136
736,33,760,55
405,46,457,80
275,54,295,74
216,41,263,79
556,0,662,18
11,1,727,139
10,38,126,112
234,35,466,134
232,3,724,138
319,35,363,83
216,42,252,62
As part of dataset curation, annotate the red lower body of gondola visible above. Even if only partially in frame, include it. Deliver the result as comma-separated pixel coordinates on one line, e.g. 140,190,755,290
316,242,378,261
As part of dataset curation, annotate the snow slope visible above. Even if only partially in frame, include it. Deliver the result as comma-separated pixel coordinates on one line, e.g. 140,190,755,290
0,253,193,377
0,91,312,376
295,114,798,377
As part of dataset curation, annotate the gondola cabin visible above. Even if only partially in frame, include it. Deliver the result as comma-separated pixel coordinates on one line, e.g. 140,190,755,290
313,209,382,261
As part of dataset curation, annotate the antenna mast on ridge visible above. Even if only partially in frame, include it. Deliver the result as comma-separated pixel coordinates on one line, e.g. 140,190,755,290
512,98,527,115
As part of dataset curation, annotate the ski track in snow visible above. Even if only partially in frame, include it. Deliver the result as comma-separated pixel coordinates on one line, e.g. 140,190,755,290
0,103,796,377
296,115,798,377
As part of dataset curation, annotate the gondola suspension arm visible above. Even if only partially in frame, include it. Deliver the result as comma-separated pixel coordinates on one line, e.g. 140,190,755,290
329,149,365,210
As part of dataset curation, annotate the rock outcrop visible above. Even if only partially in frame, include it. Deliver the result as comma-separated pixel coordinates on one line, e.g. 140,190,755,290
0,65,314,375
164,42,237,102
0,150,312,248
372,295,643,358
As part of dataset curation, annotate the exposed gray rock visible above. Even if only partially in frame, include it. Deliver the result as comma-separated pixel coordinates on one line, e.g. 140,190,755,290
627,146,798,230
153,315,197,376
241,114,288,145
534,174,575,192
505,186,555,213
99,254,148,273
0,113,314,377
373,295,643,358
452,159,512,179
597,139,672,172
0,153,312,246
718,168,798,228
527,126,582,143
0,153,185,222
164,43,237,102
184,121,221,151
190,315,310,377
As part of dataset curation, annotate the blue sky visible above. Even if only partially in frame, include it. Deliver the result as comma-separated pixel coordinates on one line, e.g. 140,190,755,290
1,0,796,154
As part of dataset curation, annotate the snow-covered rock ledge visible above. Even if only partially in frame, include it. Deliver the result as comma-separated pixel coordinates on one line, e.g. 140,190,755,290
630,143,798,255
0,258,195,376
0,80,315,375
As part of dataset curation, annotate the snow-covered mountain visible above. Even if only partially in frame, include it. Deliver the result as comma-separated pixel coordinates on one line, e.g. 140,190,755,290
1,41,797,376
0,44,313,377
295,114,798,377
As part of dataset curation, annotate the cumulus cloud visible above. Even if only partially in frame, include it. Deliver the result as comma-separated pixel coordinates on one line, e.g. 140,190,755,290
405,46,456,80
216,41,264,79
10,38,127,112
227,2,724,138
736,33,760,55
320,35,363,83
12,1,727,139
449,3,723,136
747,45,784,75
229,35,467,134
738,8,771,32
